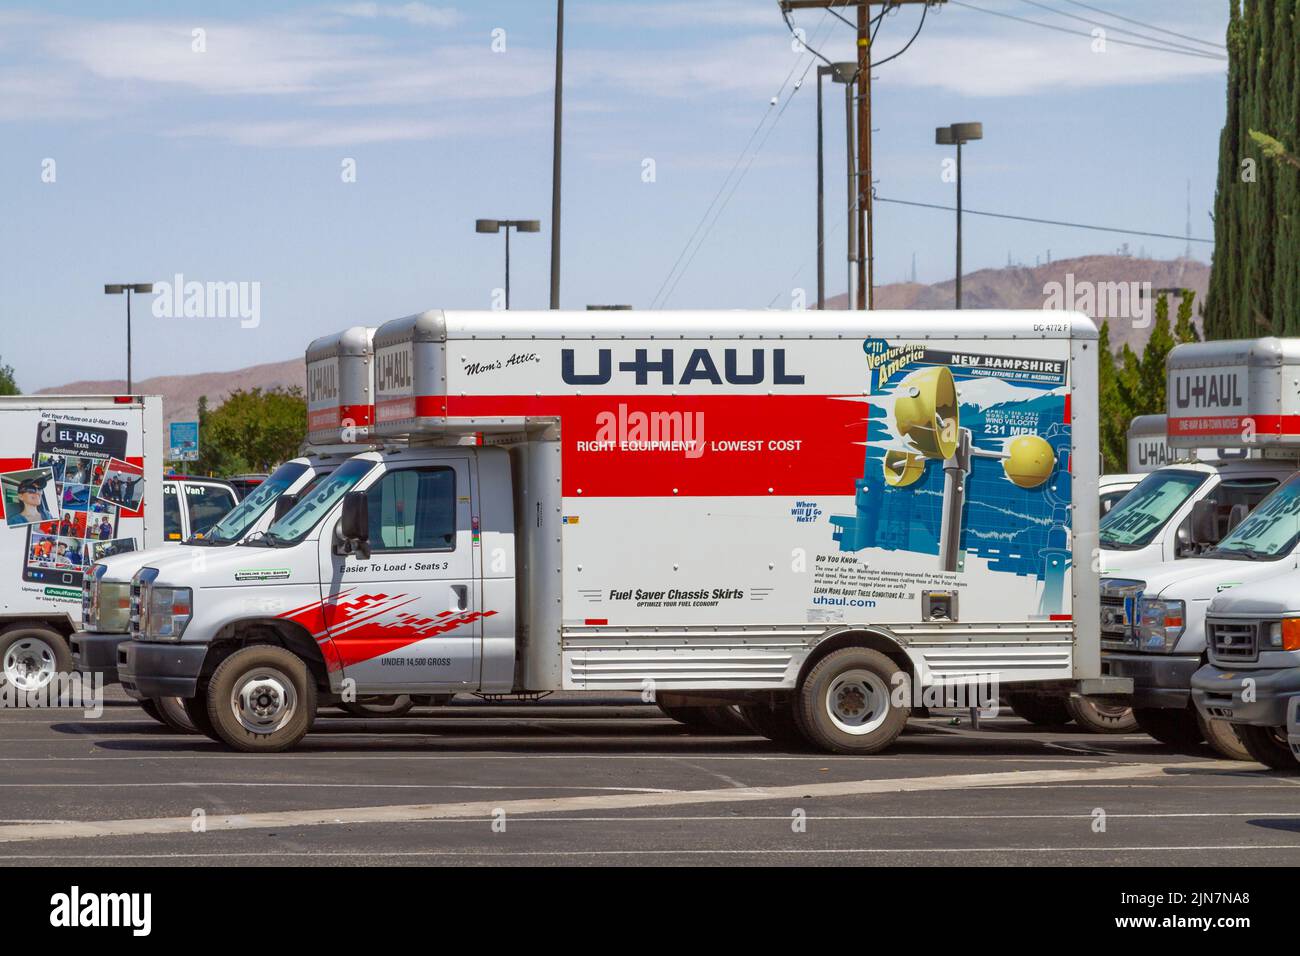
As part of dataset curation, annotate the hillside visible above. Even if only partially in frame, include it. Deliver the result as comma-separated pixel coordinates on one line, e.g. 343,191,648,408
37,255,1206,425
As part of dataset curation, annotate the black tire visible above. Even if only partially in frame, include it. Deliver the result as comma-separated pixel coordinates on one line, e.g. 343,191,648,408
738,701,807,746
0,625,71,694
206,645,317,753
139,698,166,725
1235,724,1298,771
1133,706,1204,748
340,695,414,718
794,647,909,755
412,694,455,707
1067,696,1139,734
1007,691,1072,726
1199,712,1251,761
154,697,197,734
183,692,222,742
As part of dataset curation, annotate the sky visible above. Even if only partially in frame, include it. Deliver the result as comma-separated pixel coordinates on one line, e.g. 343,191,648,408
0,0,1231,391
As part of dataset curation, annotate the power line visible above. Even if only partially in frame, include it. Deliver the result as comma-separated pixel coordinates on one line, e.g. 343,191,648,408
1059,0,1225,51
875,195,1215,243
1012,0,1225,59
947,0,1227,60
649,12,835,309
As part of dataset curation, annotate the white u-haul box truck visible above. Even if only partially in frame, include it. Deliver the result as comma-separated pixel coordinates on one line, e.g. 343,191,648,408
118,309,1117,753
73,329,378,728
1101,338,1300,758
0,395,164,696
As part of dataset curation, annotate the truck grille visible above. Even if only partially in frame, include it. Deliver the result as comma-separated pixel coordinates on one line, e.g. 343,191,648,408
1099,579,1143,650
129,579,142,639
1208,619,1261,663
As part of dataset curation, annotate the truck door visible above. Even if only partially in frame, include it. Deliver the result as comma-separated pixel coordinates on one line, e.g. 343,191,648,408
318,458,481,689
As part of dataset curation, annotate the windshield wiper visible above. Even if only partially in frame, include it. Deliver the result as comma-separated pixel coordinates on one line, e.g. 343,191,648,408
1208,546,1277,561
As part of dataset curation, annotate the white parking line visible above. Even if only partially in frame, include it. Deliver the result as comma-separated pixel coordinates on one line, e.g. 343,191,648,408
0,759,1246,844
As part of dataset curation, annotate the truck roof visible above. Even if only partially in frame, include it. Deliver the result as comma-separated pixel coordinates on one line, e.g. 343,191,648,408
373,309,1099,343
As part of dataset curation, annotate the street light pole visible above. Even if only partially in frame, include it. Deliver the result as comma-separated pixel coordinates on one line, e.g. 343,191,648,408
844,71,857,310
104,283,154,392
935,122,983,309
816,66,827,311
549,0,564,310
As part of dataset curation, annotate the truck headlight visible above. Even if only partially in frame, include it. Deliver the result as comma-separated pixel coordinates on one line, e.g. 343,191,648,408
141,585,193,641
83,564,131,634
1136,598,1185,653
1266,619,1300,651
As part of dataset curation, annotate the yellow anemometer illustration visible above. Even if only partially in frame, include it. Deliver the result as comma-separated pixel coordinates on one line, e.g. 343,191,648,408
884,365,1055,571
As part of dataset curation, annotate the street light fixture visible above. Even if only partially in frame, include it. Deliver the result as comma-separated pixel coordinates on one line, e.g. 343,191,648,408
104,283,154,392
935,121,983,309
817,62,858,310
475,219,541,310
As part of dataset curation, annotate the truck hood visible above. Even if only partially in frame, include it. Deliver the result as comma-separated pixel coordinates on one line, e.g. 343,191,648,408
1103,557,1291,602
1207,574,1300,617
96,543,192,584
149,544,303,589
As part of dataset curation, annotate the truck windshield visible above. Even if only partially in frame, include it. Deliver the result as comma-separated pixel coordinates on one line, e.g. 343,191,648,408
255,458,374,547
1208,473,1300,560
1099,469,1207,550
196,461,310,545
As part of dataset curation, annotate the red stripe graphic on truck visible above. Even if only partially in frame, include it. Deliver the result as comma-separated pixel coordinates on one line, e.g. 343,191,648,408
382,393,872,497
278,590,495,670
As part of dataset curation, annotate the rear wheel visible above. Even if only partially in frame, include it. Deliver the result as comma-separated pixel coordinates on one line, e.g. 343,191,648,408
1133,706,1204,748
1199,712,1251,761
1007,691,1072,726
657,701,713,729
205,645,317,753
0,626,70,694
794,647,909,754
1067,696,1139,734
340,695,414,718
1235,724,1298,771
704,704,753,735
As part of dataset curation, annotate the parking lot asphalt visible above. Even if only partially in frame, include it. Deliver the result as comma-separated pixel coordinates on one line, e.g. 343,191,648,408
2,689,1298,866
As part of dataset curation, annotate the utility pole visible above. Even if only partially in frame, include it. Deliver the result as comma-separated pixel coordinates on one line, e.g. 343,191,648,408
550,0,564,309
782,1,941,310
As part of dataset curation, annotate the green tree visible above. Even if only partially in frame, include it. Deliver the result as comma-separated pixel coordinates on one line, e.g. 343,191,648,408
1174,289,1201,344
193,387,306,475
1097,321,1129,473
1205,0,1300,338
0,357,18,395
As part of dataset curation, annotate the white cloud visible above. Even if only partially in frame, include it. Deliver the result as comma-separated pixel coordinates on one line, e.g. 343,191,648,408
168,117,449,147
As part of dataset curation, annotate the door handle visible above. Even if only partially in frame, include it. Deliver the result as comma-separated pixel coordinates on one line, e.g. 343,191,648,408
451,584,468,612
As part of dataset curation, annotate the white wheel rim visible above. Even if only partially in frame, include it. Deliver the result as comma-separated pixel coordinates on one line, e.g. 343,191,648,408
231,667,298,735
3,637,58,692
825,669,891,736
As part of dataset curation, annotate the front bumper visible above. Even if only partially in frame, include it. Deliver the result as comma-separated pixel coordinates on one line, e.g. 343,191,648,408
118,641,210,700
1191,662,1300,728
1101,651,1201,709
70,631,129,682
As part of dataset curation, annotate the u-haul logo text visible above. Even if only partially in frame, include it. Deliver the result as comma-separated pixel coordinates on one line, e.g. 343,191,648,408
561,347,804,387
307,362,338,404
376,348,412,393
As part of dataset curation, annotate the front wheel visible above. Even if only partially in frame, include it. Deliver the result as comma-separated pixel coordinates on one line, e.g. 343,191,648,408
154,697,196,733
1067,696,1139,734
183,692,222,742
1235,724,1298,771
206,645,317,753
794,647,909,754
1006,691,1072,726
737,701,806,746
0,626,70,694
1200,713,1251,761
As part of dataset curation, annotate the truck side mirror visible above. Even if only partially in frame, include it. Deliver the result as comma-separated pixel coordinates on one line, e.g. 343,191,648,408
1177,498,1219,556
336,491,371,559
273,493,299,522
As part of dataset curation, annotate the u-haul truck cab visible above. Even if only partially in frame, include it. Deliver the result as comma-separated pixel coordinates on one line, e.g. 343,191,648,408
1098,413,1206,519
73,327,378,703
1100,339,1300,758
118,309,1116,754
